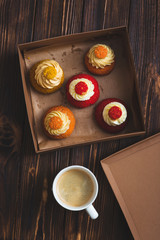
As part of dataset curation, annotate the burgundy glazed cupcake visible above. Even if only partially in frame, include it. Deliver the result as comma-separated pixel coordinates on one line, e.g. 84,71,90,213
95,98,128,133
66,74,100,108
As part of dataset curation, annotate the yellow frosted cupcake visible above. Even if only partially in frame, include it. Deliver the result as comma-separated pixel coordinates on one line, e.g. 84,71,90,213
30,59,64,94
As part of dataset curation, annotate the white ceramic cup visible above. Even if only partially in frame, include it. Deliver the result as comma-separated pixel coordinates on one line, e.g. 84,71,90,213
52,165,99,219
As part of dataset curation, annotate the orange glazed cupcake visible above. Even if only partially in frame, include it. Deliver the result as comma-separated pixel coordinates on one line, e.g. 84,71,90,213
30,59,64,94
85,44,115,75
43,106,75,139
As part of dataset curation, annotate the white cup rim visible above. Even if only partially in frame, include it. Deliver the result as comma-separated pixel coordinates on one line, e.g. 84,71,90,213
52,165,98,211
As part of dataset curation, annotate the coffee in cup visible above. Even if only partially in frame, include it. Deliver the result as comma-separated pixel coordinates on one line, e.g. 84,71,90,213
56,169,94,207
52,165,98,219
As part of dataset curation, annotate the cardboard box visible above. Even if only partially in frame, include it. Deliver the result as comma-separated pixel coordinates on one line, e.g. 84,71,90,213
101,133,160,240
18,26,145,153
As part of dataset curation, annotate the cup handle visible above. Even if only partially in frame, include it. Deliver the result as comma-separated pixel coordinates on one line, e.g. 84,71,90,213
86,204,98,219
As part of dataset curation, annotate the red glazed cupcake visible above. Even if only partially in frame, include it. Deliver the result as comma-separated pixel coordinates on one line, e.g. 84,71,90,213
66,74,100,108
95,98,128,133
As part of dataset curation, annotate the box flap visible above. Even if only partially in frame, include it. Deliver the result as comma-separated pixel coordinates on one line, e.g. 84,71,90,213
101,133,160,240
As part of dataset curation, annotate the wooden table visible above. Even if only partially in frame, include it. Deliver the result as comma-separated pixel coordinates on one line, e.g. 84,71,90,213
0,0,159,239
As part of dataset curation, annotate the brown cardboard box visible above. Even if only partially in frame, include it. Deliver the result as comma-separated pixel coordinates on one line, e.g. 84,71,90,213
101,133,160,240
18,26,145,153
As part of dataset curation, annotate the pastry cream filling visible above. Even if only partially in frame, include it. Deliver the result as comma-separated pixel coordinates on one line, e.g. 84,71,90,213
44,111,70,135
88,44,115,68
35,60,63,89
103,102,127,126
69,78,94,101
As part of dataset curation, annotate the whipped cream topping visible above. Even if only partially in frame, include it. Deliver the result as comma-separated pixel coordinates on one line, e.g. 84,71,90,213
69,78,94,101
87,44,115,68
44,110,70,135
103,102,127,126
35,60,63,89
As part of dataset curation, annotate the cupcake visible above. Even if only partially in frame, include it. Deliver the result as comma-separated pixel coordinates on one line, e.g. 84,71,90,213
30,59,64,94
66,74,100,108
85,44,115,75
95,98,128,133
43,106,75,139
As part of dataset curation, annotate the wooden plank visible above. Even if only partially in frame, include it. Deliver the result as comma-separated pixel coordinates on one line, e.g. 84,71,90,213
33,0,84,39
117,0,160,239
67,1,132,240
128,0,160,135
82,0,130,32
119,0,160,156
15,1,85,240
0,0,36,239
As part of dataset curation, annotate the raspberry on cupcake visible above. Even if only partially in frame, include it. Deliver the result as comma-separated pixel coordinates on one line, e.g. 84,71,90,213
30,59,64,94
85,44,115,75
95,98,128,133
66,74,100,108
43,106,75,139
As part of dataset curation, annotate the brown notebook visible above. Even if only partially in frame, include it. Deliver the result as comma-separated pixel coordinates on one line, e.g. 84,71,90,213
101,133,160,240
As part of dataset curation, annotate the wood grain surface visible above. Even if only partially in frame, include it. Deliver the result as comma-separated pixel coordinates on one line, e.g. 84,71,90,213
0,0,160,239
